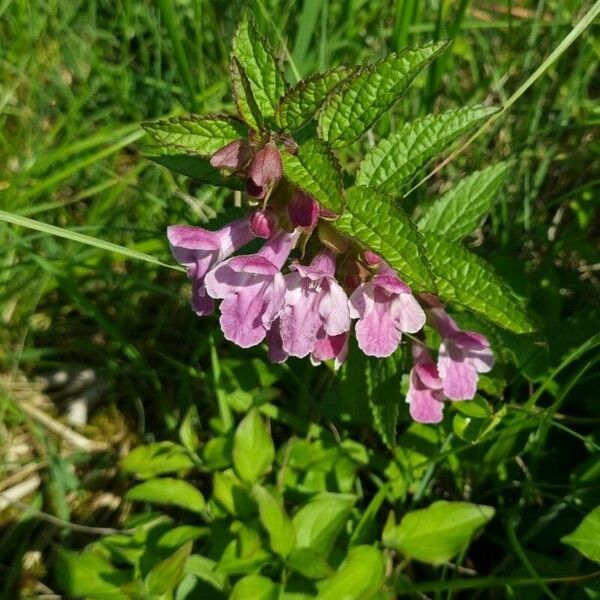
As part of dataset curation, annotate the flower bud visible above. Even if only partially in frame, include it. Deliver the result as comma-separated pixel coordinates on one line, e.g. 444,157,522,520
288,191,319,228
210,139,251,170
247,142,283,198
249,209,275,239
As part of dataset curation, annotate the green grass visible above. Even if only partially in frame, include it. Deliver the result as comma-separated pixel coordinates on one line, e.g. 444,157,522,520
1,1,599,598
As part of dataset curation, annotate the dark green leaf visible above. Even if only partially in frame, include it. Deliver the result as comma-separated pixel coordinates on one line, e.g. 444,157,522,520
335,186,434,290
317,42,448,147
356,106,496,193
383,500,495,565
366,355,401,448
282,139,345,214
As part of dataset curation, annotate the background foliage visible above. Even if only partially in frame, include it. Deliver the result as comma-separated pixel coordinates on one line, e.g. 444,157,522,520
1,0,599,598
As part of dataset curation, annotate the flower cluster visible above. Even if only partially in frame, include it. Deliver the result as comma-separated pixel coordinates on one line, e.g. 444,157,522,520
168,142,494,424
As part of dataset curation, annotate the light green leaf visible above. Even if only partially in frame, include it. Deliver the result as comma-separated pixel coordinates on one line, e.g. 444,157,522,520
145,542,193,596
230,57,263,129
418,162,511,241
286,548,334,580
121,441,194,479
232,408,275,483
282,139,344,214
423,234,534,333
142,143,246,190
211,470,256,517
276,66,359,131
365,355,401,449
54,549,129,600
142,114,248,157
184,555,228,592
317,42,448,148
316,545,386,600
230,574,278,600
232,11,286,121
292,493,355,557
383,500,495,565
356,106,496,192
253,484,296,558
335,186,434,290
561,505,600,564
126,478,206,515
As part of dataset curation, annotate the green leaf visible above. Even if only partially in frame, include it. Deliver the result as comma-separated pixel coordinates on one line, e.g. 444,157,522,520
211,470,256,517
292,493,355,557
282,139,344,214
121,441,194,479
232,10,286,121
286,548,334,580
317,42,448,148
126,478,206,515
349,485,388,547
232,408,275,483
54,549,129,600
142,143,245,190
423,234,534,333
561,505,600,564
276,66,359,131
184,555,228,592
253,484,296,558
230,57,263,129
230,574,278,600
356,105,496,193
335,186,434,290
145,542,193,596
383,500,495,565
142,114,248,157
316,545,386,600
418,162,511,241
366,355,401,449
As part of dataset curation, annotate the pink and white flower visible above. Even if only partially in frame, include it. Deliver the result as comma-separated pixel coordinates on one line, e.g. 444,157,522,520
310,333,349,370
348,264,425,357
204,229,299,348
167,216,255,316
427,307,495,400
406,344,446,424
278,250,350,358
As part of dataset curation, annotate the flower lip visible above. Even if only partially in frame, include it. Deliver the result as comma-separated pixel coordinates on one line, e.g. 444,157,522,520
226,254,281,276
290,250,336,281
167,225,221,251
372,272,411,295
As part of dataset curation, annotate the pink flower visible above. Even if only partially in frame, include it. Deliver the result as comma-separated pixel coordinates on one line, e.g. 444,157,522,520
406,344,446,424
246,142,283,198
204,230,299,348
311,333,349,370
288,191,319,228
167,216,254,316
249,209,275,239
279,250,350,358
427,307,495,400
210,139,252,170
348,264,426,357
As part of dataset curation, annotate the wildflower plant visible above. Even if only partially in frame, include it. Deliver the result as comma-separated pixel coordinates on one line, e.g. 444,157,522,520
144,11,532,426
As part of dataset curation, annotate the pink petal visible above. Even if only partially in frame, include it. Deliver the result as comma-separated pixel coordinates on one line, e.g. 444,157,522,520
266,320,288,363
413,363,443,391
311,333,349,370
348,282,374,319
167,225,221,251
319,279,350,336
247,143,282,194
466,345,495,373
191,279,214,316
279,287,322,358
393,293,426,334
204,262,252,299
438,342,478,400
355,301,401,357
257,230,300,270
249,210,275,239
407,374,445,424
210,139,251,170
288,191,319,228
227,255,281,276
293,250,336,280
427,307,461,338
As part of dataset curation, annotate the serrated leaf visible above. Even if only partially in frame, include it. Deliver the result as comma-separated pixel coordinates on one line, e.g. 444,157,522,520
335,186,434,290
423,234,534,333
232,11,286,121
230,57,263,130
120,441,194,479
356,105,496,192
383,501,494,565
126,478,206,515
276,66,359,131
418,162,510,240
253,485,296,558
316,546,386,600
232,408,275,483
282,139,344,214
366,356,401,448
561,505,600,564
142,143,245,190
317,42,448,148
142,114,248,157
